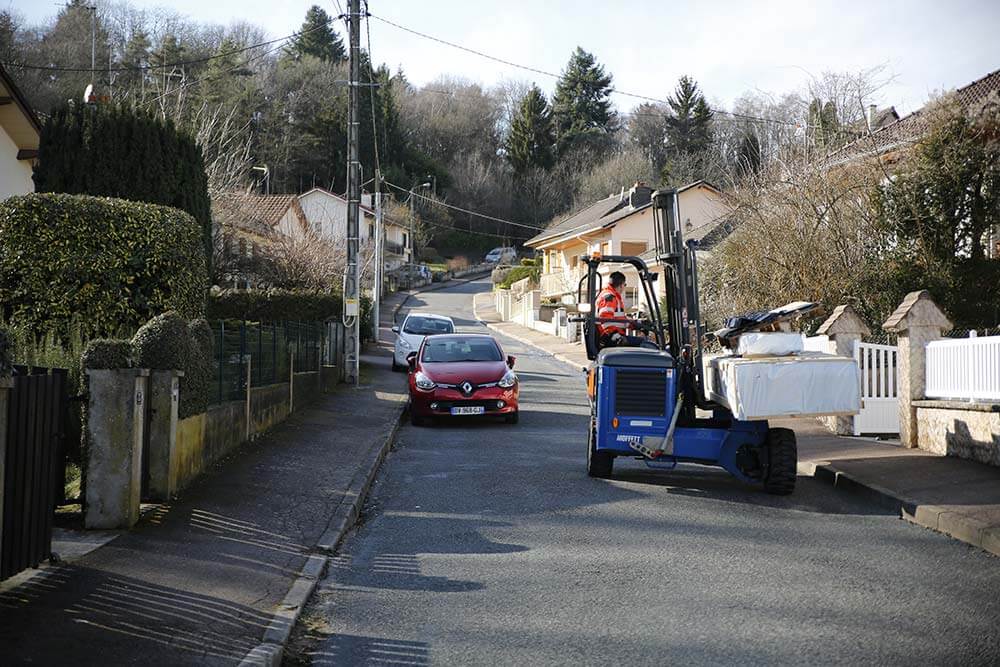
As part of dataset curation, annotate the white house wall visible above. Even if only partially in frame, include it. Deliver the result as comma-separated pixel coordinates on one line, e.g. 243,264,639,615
0,123,33,200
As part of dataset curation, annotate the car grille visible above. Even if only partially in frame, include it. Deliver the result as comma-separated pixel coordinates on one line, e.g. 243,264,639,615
615,369,667,417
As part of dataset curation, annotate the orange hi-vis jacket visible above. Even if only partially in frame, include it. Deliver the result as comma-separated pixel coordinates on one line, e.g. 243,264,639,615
596,284,626,337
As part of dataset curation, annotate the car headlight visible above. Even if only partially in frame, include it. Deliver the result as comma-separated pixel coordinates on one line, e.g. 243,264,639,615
414,371,436,391
498,370,517,388
399,337,411,349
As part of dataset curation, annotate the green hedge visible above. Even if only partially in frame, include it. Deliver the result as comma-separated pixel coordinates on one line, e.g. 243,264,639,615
0,194,207,338
498,265,541,289
185,319,213,418
81,339,133,370
33,103,212,267
208,289,344,322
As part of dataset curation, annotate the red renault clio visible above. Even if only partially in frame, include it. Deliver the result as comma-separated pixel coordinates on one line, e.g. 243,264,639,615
406,334,519,426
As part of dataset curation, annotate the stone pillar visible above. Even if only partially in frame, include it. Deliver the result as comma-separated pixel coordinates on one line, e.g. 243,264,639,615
816,304,871,435
0,377,13,551
882,290,952,448
85,369,149,529
146,370,183,501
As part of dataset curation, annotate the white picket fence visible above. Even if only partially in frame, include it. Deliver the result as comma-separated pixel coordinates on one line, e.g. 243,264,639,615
853,340,900,435
926,334,1000,401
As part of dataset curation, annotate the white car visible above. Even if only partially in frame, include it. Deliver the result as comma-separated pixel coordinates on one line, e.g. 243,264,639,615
485,247,517,264
391,312,456,371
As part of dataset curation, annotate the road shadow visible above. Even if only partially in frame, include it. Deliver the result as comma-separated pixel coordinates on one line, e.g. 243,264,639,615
609,461,897,517
0,563,270,665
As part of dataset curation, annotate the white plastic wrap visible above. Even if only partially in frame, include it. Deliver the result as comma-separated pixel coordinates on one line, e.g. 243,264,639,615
736,332,804,357
704,352,861,421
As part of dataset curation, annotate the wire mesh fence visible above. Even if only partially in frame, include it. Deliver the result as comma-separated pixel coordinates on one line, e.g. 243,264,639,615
208,321,325,405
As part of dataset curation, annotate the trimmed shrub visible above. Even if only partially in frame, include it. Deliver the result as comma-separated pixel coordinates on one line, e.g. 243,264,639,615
184,319,214,419
0,194,207,338
0,327,11,377
132,312,189,371
208,289,343,322
81,339,133,371
130,312,213,418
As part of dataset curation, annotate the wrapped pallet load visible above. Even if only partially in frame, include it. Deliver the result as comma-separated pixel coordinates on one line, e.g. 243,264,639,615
704,303,861,421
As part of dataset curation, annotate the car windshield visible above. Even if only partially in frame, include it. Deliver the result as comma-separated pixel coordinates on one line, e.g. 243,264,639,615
403,316,454,336
422,339,502,363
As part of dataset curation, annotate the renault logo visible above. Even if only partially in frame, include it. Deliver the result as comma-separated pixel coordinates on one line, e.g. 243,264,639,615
460,381,474,395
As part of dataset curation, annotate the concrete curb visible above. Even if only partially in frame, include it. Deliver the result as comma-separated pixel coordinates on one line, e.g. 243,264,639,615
800,460,999,558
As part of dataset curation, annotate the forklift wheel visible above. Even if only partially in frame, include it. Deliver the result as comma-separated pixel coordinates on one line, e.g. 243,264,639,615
587,422,614,478
763,427,797,495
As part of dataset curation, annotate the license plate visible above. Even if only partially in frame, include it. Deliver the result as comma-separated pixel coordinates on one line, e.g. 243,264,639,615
451,406,485,415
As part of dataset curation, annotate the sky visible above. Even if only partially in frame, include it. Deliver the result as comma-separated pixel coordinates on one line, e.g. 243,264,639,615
8,0,1000,116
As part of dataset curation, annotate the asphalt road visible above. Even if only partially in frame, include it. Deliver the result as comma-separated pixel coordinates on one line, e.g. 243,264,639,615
288,277,1000,666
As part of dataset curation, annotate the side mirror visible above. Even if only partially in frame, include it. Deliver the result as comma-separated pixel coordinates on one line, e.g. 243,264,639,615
406,352,417,369
391,325,399,333
506,355,516,368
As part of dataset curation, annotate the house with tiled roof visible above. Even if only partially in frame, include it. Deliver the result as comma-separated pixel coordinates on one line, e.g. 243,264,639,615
0,64,41,199
298,187,408,271
525,181,729,303
213,192,309,243
823,68,1000,169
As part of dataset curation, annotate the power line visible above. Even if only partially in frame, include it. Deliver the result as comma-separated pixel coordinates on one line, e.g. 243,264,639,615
370,12,809,130
383,212,514,240
1,16,342,73
382,180,548,232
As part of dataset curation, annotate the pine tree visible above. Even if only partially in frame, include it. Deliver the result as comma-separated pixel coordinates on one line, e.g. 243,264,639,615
284,6,346,63
506,85,555,174
551,47,616,154
664,76,713,157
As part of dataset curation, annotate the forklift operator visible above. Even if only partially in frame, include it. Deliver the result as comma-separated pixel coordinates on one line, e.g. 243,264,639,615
596,271,646,348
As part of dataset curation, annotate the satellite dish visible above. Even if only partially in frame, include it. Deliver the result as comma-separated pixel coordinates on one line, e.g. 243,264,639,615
83,84,93,103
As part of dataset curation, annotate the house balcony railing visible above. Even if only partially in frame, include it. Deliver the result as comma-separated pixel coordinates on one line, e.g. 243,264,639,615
384,240,406,256
539,267,584,298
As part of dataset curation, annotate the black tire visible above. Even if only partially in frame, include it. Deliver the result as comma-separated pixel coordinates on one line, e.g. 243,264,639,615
763,427,797,495
410,411,425,427
587,418,613,478
504,410,519,424
392,360,404,373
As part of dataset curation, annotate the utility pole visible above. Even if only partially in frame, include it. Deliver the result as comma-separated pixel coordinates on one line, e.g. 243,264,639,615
343,0,362,385
88,4,96,86
373,171,383,342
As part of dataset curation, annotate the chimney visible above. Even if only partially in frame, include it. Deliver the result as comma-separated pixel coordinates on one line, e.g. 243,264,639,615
867,104,877,129
628,181,652,209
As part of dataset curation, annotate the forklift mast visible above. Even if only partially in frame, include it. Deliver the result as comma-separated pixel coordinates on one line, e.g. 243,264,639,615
651,189,706,393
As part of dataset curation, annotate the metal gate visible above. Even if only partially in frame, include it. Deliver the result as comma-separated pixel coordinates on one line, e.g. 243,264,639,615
2,367,67,580
853,340,899,435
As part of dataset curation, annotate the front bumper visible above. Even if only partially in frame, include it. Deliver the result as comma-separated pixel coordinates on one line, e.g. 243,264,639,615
410,385,518,417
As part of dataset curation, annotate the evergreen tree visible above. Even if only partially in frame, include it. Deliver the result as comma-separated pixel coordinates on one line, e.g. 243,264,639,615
807,98,840,150
551,47,616,155
284,6,346,63
664,76,713,157
506,85,555,174
120,29,151,91
33,104,214,269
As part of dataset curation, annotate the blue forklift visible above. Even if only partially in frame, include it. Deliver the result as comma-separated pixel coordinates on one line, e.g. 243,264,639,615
575,189,797,494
